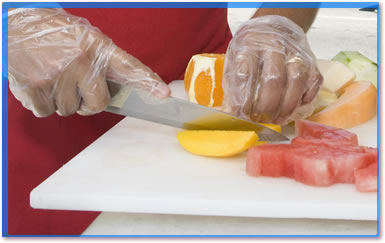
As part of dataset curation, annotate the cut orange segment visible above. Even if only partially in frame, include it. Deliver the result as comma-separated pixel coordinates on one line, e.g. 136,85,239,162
184,53,225,107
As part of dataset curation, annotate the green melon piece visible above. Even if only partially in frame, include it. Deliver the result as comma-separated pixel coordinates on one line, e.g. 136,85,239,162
332,51,377,88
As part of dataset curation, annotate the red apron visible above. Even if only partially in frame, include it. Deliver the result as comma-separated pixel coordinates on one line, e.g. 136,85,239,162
8,8,232,235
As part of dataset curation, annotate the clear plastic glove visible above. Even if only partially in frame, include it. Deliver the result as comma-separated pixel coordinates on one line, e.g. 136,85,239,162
222,15,323,125
8,8,171,117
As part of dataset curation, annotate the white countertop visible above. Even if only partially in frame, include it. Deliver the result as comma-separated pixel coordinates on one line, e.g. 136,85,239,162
79,8,377,235
83,213,377,235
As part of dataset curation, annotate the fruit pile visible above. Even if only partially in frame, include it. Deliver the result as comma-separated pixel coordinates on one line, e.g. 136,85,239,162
310,54,377,128
177,51,378,193
184,51,378,128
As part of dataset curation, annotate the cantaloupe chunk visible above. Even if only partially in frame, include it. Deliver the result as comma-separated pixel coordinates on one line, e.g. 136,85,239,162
317,59,356,94
308,81,377,129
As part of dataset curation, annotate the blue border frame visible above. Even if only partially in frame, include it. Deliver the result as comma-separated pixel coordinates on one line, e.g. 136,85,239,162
376,2,381,237
1,2,381,8
2,1,380,238
2,3,8,238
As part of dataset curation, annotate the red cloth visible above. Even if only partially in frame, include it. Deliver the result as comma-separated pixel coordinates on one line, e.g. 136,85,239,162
8,8,232,235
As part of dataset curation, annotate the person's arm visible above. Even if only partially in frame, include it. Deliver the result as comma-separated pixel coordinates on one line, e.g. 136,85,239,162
252,8,318,32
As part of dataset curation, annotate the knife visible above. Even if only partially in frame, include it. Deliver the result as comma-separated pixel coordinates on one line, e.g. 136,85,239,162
105,82,289,142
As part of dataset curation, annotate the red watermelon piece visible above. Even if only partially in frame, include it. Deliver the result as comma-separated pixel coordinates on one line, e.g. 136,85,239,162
247,120,377,191
295,120,358,145
247,144,376,187
354,163,377,192
291,136,351,147
246,144,294,178
327,146,377,183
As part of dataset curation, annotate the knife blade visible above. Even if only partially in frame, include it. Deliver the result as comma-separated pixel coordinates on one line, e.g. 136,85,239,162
105,83,289,142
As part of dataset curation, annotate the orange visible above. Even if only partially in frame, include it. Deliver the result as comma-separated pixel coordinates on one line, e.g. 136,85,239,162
184,53,225,107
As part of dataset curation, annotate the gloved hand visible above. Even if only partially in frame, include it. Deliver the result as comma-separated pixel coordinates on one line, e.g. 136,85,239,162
222,15,323,125
8,8,170,117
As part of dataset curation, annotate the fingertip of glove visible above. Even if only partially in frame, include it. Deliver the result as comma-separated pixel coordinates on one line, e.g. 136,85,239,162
152,82,171,99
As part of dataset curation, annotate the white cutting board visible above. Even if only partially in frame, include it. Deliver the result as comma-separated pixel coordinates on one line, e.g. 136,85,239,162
30,81,378,220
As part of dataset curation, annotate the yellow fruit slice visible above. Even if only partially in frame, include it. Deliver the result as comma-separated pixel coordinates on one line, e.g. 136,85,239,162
176,123,281,157
177,131,259,157
312,87,339,114
184,53,225,107
252,123,282,146
260,123,281,133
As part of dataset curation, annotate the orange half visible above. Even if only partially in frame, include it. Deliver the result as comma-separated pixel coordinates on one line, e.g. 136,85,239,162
184,53,225,107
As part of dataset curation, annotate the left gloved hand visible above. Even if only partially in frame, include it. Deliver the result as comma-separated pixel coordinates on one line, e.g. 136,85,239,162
222,15,323,125
8,8,170,118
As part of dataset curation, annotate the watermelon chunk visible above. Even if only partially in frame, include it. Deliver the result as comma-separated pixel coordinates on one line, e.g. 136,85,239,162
247,119,377,191
354,163,377,192
247,144,334,186
289,146,334,186
295,120,358,145
246,144,294,178
327,146,376,183
247,144,376,187
292,136,346,146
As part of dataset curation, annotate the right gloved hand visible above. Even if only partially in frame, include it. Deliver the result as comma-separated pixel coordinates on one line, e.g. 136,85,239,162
8,8,171,117
221,15,323,125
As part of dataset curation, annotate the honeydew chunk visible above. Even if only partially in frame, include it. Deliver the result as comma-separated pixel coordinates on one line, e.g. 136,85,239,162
317,59,356,94
333,51,377,88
